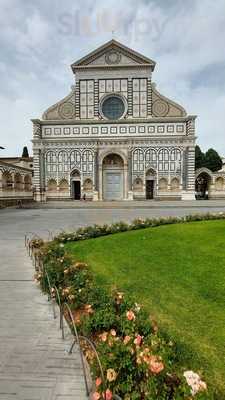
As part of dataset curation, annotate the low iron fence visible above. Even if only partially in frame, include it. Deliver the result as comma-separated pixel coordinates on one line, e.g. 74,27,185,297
25,232,117,400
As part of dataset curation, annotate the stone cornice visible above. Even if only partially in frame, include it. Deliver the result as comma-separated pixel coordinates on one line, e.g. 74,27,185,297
32,136,195,149
73,64,152,71
0,160,32,173
32,115,197,126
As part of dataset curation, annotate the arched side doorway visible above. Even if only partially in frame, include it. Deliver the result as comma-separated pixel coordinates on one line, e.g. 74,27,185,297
146,168,156,199
195,170,212,199
71,170,81,200
102,154,124,200
2,171,13,191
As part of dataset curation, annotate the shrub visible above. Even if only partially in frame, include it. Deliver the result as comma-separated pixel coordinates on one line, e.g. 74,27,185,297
53,213,225,245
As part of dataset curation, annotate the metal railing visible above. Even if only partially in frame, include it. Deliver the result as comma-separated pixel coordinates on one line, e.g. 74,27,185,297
25,233,109,399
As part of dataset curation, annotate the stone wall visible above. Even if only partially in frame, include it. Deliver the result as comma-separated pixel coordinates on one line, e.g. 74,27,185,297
0,161,33,201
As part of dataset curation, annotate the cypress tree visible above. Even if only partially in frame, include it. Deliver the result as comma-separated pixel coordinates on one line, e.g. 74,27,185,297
195,145,205,170
22,146,29,158
204,148,222,172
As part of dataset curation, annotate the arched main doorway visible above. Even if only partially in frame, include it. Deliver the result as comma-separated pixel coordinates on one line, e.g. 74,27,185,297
103,154,124,200
195,170,211,199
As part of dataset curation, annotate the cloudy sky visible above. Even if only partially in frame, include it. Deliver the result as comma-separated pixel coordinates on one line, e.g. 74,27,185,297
1,0,225,157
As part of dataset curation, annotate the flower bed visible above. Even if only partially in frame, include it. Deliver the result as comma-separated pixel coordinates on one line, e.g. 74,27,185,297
53,212,225,245
30,215,220,399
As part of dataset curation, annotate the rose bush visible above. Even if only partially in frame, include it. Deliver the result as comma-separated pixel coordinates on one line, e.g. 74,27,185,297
52,213,225,245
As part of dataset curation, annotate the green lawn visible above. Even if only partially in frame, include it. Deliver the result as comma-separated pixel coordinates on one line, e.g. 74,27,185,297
65,220,225,395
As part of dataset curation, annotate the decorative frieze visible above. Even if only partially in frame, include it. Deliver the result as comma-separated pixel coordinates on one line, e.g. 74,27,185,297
42,122,187,138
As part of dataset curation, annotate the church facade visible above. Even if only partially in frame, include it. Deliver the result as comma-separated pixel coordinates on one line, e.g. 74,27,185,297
32,40,197,202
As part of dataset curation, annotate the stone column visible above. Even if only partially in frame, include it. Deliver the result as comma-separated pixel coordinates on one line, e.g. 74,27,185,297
124,163,128,200
94,150,98,190
209,175,215,199
182,146,196,200
93,150,99,201
180,149,184,190
22,176,25,193
98,164,103,201
186,146,195,191
181,117,196,200
11,173,15,193
0,171,3,193
33,148,41,201
32,120,42,202
127,150,132,190
127,149,133,200
0,170,4,199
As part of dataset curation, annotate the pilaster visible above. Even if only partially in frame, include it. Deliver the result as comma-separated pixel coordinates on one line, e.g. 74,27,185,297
147,78,152,116
75,80,80,118
98,164,103,200
124,163,128,200
182,145,196,200
33,148,41,201
127,79,133,117
94,80,99,117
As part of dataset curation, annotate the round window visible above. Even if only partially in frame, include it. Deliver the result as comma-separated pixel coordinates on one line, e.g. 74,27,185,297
101,96,125,120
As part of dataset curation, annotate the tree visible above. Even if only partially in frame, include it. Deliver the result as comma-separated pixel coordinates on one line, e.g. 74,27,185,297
195,145,205,170
204,148,222,172
22,146,29,158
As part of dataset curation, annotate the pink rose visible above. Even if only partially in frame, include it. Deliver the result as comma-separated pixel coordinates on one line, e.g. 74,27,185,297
136,356,142,364
149,355,164,374
92,392,101,400
126,310,135,321
123,335,131,345
110,329,117,336
105,389,113,400
99,332,108,342
84,304,94,314
95,377,102,387
134,334,142,346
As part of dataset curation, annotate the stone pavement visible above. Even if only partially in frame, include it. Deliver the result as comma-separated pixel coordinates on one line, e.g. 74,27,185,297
27,199,225,209
0,221,88,399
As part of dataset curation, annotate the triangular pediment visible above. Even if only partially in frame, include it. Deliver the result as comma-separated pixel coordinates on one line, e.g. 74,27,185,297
71,39,156,71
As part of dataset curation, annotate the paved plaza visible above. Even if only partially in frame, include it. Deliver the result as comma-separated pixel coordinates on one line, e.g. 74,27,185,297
0,201,225,399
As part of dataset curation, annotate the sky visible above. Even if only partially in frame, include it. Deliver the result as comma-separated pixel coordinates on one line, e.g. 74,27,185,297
0,0,225,157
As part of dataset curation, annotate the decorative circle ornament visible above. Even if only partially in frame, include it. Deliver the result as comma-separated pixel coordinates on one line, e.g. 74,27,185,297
152,100,169,117
58,102,75,119
105,50,121,65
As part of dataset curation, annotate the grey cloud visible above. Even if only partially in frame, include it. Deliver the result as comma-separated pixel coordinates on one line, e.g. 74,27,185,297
0,0,225,156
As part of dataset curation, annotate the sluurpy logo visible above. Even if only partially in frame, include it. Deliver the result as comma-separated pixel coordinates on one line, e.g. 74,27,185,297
57,8,168,42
